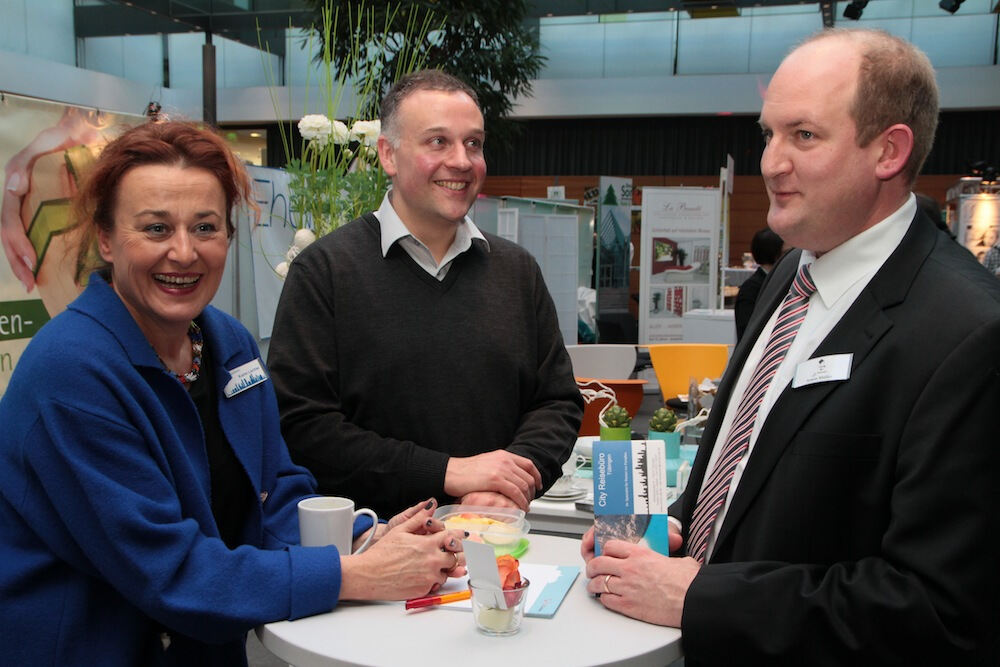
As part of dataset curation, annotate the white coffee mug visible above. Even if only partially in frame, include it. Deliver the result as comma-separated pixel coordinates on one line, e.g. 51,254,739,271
298,496,378,554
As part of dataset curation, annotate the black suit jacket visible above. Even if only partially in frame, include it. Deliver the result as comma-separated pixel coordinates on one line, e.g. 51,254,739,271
734,266,767,342
675,212,1000,666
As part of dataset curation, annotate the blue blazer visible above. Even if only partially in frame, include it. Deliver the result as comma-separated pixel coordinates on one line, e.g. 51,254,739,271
0,275,348,666
675,213,1000,666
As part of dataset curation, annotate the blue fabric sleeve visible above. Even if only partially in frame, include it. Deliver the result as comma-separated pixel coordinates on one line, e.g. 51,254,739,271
352,514,375,539
17,394,340,641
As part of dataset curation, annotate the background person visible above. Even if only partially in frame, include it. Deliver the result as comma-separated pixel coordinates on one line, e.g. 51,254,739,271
0,121,465,666
733,227,784,342
582,28,1000,666
267,70,582,517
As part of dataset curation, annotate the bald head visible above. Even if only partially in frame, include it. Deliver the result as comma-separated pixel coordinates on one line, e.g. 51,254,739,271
758,29,933,253
795,29,939,186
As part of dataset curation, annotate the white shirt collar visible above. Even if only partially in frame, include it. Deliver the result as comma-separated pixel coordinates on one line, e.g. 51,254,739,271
374,191,489,259
801,193,916,310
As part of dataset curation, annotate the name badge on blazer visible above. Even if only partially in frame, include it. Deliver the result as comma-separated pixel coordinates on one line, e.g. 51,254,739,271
792,353,853,389
224,358,269,398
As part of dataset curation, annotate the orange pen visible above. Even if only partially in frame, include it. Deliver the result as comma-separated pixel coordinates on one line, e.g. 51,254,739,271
404,589,472,610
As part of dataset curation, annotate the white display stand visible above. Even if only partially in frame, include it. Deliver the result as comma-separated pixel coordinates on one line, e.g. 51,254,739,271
681,309,736,345
639,187,723,344
518,212,580,345
498,197,596,345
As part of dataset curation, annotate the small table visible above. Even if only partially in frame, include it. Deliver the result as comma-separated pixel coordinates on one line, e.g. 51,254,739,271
257,534,682,667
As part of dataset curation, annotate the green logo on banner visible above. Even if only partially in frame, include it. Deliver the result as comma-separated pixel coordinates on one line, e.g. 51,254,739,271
0,300,50,341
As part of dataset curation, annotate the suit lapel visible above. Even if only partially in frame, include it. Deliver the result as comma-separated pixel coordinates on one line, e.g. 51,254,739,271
706,212,939,554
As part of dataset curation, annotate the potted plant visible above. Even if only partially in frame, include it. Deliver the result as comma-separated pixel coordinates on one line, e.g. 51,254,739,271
599,404,632,441
647,407,681,458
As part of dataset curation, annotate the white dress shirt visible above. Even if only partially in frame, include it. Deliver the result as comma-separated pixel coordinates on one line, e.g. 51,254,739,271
374,192,489,280
700,194,917,562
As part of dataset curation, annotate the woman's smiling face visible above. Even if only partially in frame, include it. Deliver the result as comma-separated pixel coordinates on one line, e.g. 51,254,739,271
98,163,229,341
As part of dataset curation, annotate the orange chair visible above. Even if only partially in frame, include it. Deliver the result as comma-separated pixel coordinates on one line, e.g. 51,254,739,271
644,344,730,404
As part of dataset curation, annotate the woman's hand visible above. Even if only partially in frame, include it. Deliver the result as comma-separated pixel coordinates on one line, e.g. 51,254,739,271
339,508,466,601
351,498,445,551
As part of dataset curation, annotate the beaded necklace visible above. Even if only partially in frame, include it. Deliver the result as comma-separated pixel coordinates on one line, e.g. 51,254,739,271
162,321,203,386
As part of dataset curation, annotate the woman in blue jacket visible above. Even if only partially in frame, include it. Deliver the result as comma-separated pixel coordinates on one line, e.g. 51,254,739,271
0,121,464,666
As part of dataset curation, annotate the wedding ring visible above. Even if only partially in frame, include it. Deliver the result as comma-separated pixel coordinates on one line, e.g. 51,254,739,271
603,574,613,594
450,552,459,570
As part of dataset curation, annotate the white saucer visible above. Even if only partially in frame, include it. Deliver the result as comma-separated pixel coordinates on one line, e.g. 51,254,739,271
541,488,587,502
542,477,588,501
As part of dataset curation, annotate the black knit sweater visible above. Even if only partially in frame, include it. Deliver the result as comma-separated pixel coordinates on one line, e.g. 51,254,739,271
267,214,583,517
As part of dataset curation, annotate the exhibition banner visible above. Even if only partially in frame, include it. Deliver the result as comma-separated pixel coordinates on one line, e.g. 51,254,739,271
0,93,140,397
596,176,633,313
242,165,297,339
638,187,721,344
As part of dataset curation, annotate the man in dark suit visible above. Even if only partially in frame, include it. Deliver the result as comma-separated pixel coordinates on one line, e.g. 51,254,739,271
582,28,1000,665
734,228,784,342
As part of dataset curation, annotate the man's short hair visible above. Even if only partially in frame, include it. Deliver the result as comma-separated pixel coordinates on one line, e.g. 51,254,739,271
801,29,939,186
751,228,784,266
379,69,480,147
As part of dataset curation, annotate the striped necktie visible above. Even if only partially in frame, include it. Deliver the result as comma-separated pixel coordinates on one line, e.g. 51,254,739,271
687,263,816,564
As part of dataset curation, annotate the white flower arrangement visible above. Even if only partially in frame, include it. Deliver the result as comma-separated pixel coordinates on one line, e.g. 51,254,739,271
297,114,334,146
348,119,381,147
275,228,318,278
264,1,437,279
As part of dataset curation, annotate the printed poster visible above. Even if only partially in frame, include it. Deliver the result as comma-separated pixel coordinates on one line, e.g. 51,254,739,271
639,187,721,344
0,94,141,397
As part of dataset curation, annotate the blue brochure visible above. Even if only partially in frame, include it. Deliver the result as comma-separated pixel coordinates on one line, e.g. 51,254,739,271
593,439,673,557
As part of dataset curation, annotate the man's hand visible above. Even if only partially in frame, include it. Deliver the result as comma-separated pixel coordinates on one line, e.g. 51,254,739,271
581,522,683,564
444,450,542,511
585,539,700,627
581,525,597,563
459,491,521,509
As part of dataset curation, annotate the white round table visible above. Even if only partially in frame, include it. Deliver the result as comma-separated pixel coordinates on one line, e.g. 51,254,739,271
256,534,682,667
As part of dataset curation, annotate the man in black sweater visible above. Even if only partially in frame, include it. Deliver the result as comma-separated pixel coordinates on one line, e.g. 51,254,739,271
267,70,582,517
